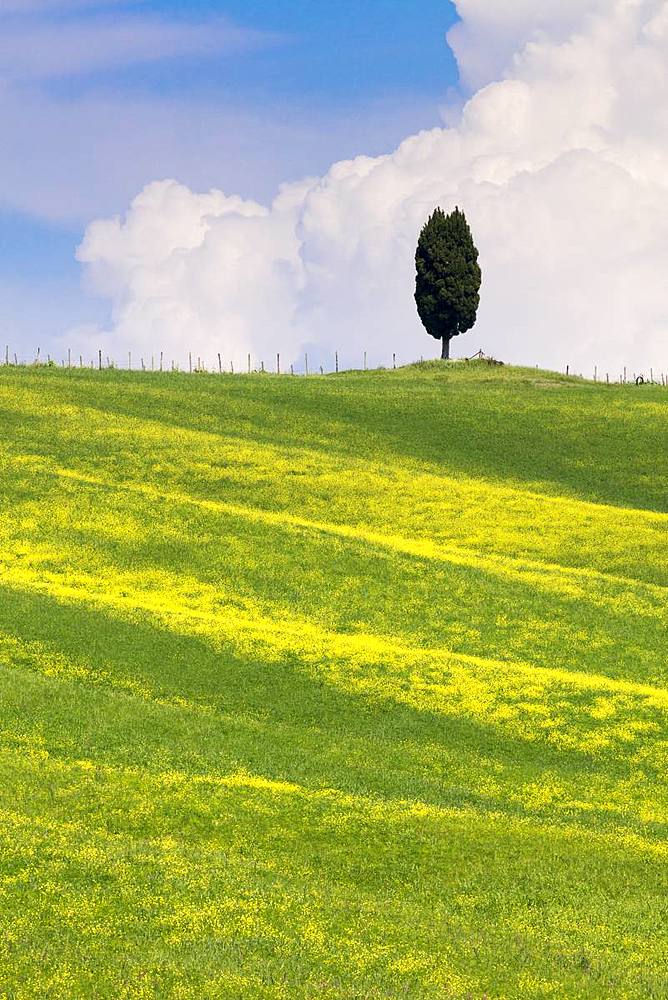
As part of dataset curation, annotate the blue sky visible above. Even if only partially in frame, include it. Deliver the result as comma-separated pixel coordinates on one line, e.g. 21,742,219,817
62,1,459,102
0,0,459,353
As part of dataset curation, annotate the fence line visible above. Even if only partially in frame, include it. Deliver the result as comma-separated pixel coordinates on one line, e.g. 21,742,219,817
2,344,667,386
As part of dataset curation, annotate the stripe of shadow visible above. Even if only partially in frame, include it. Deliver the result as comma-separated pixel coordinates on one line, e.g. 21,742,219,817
2,662,665,851
2,512,665,694
21,471,667,688
4,367,668,514
40,462,668,602
269,379,668,515
0,582,659,829
6,378,668,529
2,747,666,866
1,489,665,693
7,388,668,533
4,392,667,595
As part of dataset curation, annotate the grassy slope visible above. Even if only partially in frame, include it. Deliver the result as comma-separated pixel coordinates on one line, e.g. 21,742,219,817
0,361,666,999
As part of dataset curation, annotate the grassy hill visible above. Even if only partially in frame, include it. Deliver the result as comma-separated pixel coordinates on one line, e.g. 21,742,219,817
0,361,666,999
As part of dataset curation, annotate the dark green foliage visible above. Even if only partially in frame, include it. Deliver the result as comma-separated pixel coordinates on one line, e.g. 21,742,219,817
415,206,482,359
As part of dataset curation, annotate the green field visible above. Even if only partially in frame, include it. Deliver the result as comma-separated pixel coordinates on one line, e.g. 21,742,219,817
0,361,666,999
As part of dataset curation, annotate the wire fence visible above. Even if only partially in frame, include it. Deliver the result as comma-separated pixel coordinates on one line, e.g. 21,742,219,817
3,345,668,386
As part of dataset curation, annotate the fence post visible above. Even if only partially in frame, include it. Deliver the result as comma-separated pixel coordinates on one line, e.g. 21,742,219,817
277,353,280,375
305,353,309,376
4,346,8,366
335,351,339,374
248,353,251,374
290,363,294,375
128,351,132,370
566,364,569,376
67,348,71,369
218,353,222,374
364,351,367,371
393,353,396,370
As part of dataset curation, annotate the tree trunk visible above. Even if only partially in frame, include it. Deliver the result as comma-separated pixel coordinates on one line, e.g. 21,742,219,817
441,337,450,360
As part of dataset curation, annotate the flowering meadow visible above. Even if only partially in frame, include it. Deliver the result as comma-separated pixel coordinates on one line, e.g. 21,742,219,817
0,361,666,998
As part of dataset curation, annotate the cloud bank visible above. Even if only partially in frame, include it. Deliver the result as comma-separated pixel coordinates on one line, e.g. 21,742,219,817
77,0,668,374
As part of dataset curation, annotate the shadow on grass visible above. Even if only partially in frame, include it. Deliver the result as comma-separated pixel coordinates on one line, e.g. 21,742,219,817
0,584,665,844
7,365,666,513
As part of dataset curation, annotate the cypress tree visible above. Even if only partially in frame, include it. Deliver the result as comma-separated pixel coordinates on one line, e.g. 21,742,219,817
414,206,481,360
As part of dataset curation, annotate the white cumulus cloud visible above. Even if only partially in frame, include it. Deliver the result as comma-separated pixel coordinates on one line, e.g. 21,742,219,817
76,0,668,375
